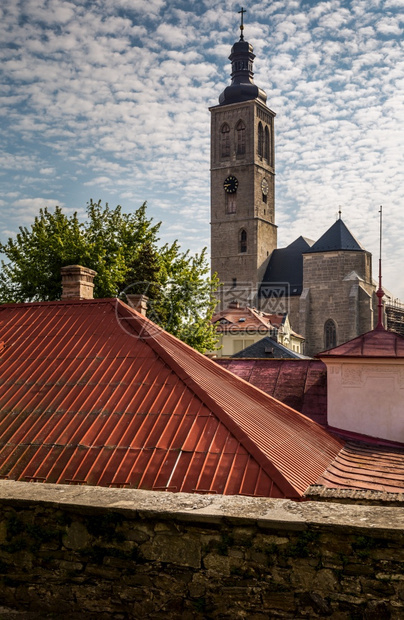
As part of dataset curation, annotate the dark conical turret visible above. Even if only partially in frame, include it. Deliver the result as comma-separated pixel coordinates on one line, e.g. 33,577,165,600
219,14,267,106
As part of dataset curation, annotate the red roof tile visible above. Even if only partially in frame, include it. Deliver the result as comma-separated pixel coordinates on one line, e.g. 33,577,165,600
212,306,284,332
0,299,343,499
215,359,327,425
318,326,404,358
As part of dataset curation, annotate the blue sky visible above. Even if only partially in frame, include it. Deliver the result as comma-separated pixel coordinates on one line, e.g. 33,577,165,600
1,0,403,299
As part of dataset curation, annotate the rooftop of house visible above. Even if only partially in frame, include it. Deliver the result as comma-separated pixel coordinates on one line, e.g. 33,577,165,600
215,358,328,426
231,336,308,359
211,304,286,333
318,325,404,358
215,356,404,499
0,297,343,500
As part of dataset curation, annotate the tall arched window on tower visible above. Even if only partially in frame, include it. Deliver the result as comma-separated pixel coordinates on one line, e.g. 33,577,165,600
324,319,337,349
236,120,246,156
264,125,270,161
239,229,247,253
258,122,263,157
220,123,230,158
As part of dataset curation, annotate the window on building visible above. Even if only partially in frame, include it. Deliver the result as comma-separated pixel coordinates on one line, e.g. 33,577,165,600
220,123,230,158
324,319,337,349
258,122,263,157
240,229,247,253
226,193,236,214
236,120,246,156
264,125,270,161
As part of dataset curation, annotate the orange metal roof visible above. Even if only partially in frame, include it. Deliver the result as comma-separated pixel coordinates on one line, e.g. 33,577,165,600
215,359,327,425
318,326,404,358
0,299,343,499
315,441,404,493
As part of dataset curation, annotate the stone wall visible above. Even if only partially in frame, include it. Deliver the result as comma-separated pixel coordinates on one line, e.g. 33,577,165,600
301,250,375,356
0,481,403,619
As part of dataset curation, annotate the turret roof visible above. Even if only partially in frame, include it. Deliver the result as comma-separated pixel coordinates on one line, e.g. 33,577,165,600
307,218,365,253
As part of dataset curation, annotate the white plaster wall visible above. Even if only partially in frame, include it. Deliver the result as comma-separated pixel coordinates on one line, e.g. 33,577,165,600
325,359,404,443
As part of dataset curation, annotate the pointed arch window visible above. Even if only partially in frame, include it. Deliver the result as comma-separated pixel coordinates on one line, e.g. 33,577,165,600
240,229,247,253
324,319,337,349
220,123,230,158
264,125,270,161
236,120,246,156
258,122,263,157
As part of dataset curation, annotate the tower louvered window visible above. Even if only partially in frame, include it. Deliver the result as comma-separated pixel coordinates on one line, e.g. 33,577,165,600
236,120,246,156
258,122,263,157
221,123,230,158
264,125,270,161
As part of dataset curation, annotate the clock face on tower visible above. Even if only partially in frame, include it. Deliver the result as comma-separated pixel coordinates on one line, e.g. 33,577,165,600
223,175,239,194
261,178,269,196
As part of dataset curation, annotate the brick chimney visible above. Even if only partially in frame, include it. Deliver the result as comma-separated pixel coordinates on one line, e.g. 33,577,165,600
61,265,97,300
126,294,148,316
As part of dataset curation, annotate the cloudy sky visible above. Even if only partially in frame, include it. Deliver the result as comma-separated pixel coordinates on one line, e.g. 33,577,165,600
1,0,403,298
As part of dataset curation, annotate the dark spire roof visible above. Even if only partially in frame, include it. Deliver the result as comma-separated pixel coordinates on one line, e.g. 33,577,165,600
308,219,365,253
218,25,267,106
232,336,308,359
260,236,315,298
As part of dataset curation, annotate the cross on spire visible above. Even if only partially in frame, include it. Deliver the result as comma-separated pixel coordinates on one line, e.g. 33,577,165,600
238,7,246,40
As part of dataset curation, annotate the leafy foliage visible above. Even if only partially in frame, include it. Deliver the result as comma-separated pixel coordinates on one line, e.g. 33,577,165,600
0,200,219,352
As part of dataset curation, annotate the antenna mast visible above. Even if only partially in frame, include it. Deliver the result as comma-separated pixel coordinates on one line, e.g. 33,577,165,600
376,205,384,329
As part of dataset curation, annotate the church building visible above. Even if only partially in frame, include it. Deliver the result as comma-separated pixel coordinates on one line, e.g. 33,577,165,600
210,16,378,356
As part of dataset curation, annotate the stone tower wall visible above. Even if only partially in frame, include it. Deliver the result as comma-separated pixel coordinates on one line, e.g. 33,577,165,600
301,250,375,356
210,100,277,307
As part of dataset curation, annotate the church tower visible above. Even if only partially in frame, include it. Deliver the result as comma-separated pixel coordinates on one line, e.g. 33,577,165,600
210,11,277,307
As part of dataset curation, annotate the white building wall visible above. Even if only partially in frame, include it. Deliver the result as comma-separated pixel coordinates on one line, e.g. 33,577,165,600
324,358,404,443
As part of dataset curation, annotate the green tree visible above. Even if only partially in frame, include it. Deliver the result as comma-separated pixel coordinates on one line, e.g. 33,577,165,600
0,200,219,353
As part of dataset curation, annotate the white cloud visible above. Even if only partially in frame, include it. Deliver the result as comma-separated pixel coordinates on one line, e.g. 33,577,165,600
0,0,403,300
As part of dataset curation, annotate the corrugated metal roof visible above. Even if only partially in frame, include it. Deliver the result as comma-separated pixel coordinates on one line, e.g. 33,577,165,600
0,299,343,499
318,325,404,358
315,441,404,493
215,359,327,425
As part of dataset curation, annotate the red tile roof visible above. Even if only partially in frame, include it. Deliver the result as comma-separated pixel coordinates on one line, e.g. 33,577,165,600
215,359,327,425
212,306,285,332
318,326,404,358
0,299,343,499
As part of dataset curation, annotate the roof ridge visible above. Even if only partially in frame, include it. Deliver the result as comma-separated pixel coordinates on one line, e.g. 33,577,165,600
116,300,344,496
116,300,300,497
